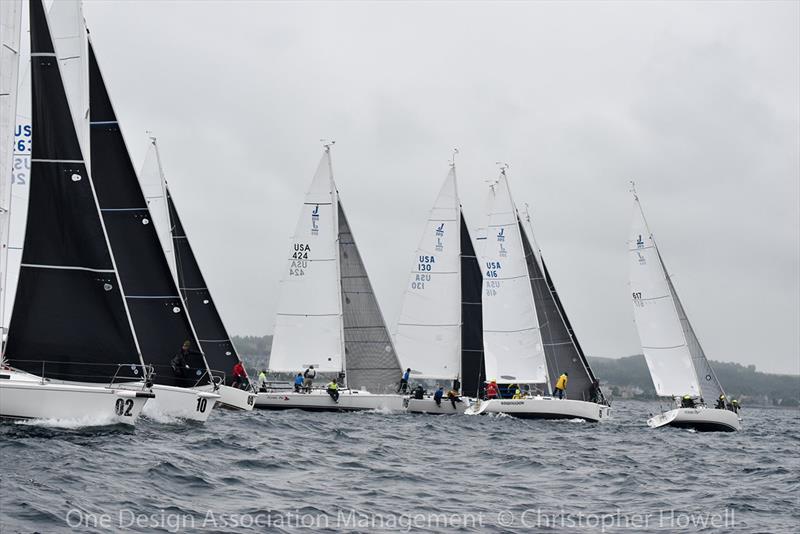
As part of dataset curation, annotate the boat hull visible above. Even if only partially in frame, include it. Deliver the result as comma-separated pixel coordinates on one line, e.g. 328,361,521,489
465,397,611,422
254,389,404,412
0,370,152,425
141,384,220,422
197,384,255,411
406,397,471,414
647,407,741,432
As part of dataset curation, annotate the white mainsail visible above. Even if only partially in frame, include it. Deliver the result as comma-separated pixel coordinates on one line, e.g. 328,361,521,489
269,149,344,374
0,0,23,339
628,193,700,398
395,166,462,380
481,171,547,384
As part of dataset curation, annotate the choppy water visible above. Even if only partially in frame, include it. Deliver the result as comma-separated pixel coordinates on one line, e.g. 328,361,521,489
1,400,798,533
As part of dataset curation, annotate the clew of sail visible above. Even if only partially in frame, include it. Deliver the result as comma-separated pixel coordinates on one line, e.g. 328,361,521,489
269,150,344,374
629,196,700,398
481,172,547,385
395,166,462,380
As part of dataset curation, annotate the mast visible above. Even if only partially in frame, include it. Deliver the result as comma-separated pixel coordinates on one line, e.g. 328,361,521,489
0,0,23,346
87,36,211,387
5,0,146,383
326,141,348,387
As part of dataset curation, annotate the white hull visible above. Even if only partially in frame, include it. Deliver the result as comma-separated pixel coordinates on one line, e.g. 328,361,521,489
406,397,472,414
465,396,611,422
141,384,220,423
0,369,152,426
255,389,404,412
647,406,741,432
197,384,255,411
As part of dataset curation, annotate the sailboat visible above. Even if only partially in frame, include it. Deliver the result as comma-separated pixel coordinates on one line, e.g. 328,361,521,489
628,184,741,431
139,137,255,411
396,156,484,414
255,145,405,411
0,0,153,424
465,166,610,421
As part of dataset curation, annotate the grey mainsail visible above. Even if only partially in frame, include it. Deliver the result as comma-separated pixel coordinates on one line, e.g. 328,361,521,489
337,201,402,392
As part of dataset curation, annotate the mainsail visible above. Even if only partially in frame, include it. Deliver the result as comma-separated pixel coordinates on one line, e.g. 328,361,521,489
5,0,143,383
395,164,484,395
0,0,23,339
520,215,603,402
88,40,208,388
481,171,547,384
628,191,702,398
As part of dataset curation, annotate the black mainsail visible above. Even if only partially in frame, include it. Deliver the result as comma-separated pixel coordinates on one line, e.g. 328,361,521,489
520,218,604,402
166,186,244,385
459,213,485,397
5,0,144,384
337,201,402,392
88,41,207,388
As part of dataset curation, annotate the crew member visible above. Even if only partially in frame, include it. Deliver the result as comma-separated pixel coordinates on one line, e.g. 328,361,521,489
326,380,339,403
171,340,194,379
553,373,568,399
397,368,411,393
446,389,462,409
293,373,304,393
486,380,499,400
231,361,247,389
258,370,268,392
433,385,444,407
715,394,726,409
303,365,316,393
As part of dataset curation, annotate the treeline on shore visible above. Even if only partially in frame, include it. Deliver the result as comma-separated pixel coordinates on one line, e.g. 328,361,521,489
232,335,799,407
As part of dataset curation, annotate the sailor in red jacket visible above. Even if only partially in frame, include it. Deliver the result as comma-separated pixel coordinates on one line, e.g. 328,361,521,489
231,361,247,389
486,380,499,399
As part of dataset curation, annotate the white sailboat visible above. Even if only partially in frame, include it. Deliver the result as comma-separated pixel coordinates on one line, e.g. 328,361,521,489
465,167,610,421
628,184,741,432
139,137,255,411
255,145,404,411
397,155,484,414
0,0,153,425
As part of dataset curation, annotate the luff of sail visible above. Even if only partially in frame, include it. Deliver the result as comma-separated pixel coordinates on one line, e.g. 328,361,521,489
520,217,603,402
270,150,344,375
88,40,208,388
481,172,547,385
396,166,462,381
5,0,143,383
629,195,700,398
338,200,402,392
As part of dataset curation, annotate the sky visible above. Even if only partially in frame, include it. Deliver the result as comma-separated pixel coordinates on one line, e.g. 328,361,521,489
19,1,800,374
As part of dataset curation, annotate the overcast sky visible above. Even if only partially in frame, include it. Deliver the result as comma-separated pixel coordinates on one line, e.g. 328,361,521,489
33,1,799,374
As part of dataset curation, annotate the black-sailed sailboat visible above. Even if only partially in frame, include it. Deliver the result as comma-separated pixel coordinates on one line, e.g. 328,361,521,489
0,0,152,424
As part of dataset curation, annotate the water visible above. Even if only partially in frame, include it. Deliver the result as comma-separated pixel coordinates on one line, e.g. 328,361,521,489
1,400,797,533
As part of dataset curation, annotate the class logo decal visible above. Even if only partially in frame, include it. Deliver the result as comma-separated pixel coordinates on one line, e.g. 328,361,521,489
497,228,505,242
435,223,445,251
499,242,507,258
311,205,320,235
636,234,644,248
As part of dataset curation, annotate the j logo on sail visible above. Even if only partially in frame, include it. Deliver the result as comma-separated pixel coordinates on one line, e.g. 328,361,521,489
497,228,505,242
311,205,320,235
636,234,644,248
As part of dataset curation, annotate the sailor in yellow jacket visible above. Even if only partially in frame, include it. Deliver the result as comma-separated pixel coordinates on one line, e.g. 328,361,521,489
553,373,568,399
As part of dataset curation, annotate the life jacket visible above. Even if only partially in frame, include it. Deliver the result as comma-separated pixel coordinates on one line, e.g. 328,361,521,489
555,374,568,390
328,382,338,391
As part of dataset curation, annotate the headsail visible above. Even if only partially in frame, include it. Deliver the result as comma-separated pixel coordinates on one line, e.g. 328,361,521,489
0,0,23,339
459,212,484,397
481,171,547,384
338,200,402,392
629,191,701,398
269,149,344,375
5,0,143,383
88,40,208,387
396,166,462,381
520,214,603,402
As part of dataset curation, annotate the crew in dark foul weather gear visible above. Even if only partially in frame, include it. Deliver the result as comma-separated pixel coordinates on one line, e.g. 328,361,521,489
433,385,444,406
680,395,696,409
715,395,726,409
731,399,740,413
447,389,462,409
294,373,304,393
553,373,568,399
397,368,411,393
327,380,339,403
171,340,196,379
412,385,424,400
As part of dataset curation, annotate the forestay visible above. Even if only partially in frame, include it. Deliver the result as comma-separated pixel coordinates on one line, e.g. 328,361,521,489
481,172,547,384
628,197,700,398
395,167,462,380
270,151,344,374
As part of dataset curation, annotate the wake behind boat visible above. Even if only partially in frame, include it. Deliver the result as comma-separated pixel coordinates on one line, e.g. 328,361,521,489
255,144,404,412
629,184,741,432
465,166,610,422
